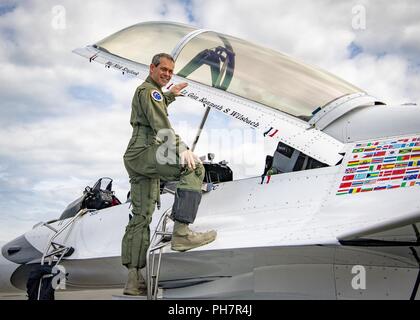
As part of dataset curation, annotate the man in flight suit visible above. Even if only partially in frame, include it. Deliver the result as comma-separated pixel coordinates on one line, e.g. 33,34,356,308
121,53,217,295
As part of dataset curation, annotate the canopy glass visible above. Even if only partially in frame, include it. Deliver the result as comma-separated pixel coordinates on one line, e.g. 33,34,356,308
95,22,363,119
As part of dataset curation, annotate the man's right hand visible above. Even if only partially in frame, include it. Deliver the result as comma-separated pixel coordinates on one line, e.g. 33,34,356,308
180,150,202,170
170,82,188,97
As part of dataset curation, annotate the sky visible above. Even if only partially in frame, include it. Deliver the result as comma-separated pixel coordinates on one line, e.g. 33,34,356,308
0,0,419,242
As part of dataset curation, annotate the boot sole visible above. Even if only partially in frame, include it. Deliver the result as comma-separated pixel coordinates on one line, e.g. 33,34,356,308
171,236,216,252
123,290,142,296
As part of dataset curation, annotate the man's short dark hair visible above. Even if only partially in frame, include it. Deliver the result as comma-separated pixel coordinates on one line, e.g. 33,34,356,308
151,53,174,66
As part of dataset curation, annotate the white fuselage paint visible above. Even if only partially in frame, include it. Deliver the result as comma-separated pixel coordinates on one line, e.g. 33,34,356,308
3,155,420,298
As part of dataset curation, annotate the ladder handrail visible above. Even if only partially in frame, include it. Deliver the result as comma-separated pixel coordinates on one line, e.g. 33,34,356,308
41,208,91,265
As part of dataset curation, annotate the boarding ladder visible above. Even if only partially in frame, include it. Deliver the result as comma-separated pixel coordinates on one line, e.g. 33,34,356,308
40,208,91,266
146,207,173,300
144,101,213,299
31,208,91,299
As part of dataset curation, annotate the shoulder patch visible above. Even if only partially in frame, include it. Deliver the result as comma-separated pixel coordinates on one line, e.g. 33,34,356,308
151,90,163,102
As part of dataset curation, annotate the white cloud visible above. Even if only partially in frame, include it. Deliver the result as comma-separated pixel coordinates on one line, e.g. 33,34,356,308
192,0,420,104
0,0,193,241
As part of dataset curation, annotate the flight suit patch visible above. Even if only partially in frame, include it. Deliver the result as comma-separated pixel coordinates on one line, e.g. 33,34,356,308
151,90,163,102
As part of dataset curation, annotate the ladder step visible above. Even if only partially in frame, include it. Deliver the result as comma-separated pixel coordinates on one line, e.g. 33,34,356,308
51,242,65,248
156,232,172,242
64,247,75,257
156,231,172,236
150,242,171,252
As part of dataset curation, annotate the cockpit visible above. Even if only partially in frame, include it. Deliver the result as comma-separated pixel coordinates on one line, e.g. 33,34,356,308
59,177,121,220
91,22,361,180
95,21,363,120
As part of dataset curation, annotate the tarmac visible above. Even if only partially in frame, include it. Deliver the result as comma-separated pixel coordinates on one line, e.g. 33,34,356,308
0,288,149,300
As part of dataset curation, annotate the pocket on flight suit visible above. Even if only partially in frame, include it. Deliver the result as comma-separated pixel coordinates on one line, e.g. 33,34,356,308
177,163,205,192
124,135,146,160
121,224,133,266
125,145,159,177
135,178,158,268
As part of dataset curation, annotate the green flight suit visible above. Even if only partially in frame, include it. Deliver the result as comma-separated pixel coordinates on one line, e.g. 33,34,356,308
121,76,205,269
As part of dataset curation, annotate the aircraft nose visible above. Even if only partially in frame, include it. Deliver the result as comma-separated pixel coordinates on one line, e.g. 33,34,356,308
1,235,42,264
0,243,22,293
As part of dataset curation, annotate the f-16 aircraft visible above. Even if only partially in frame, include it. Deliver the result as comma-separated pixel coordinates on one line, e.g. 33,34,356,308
1,21,420,300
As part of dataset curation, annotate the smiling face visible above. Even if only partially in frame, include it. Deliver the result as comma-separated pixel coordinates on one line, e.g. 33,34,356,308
150,57,174,87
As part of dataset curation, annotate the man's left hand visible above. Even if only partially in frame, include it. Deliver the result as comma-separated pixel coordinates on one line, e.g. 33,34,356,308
170,82,188,96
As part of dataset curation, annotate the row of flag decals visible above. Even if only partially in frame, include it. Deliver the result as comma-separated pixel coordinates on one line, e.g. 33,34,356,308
337,137,420,195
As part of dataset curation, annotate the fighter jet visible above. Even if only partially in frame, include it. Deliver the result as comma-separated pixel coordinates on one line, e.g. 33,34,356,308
1,21,420,300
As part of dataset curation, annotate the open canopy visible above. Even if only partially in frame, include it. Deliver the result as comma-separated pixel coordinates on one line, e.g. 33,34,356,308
95,21,363,120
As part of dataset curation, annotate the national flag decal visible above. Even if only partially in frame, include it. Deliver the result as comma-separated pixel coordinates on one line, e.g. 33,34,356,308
337,136,420,195
263,127,279,137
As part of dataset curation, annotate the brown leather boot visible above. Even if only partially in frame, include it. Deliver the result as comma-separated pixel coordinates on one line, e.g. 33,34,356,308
171,221,217,252
123,268,141,295
137,270,147,295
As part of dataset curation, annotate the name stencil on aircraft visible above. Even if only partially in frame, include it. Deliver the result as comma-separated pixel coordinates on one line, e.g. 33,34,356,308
336,136,420,195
